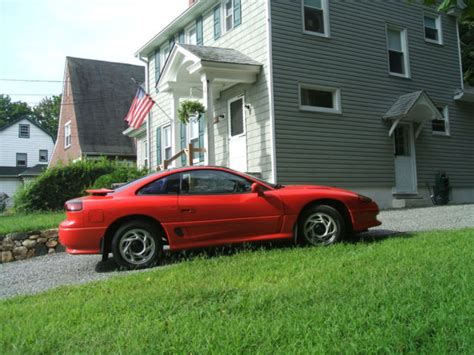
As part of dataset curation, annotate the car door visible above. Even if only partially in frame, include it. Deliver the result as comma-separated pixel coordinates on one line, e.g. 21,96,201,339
177,169,284,243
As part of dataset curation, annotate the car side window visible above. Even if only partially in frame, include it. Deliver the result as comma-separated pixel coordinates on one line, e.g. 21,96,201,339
181,170,252,195
137,173,181,195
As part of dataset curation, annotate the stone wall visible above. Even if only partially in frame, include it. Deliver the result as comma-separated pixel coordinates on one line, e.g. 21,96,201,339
0,229,64,263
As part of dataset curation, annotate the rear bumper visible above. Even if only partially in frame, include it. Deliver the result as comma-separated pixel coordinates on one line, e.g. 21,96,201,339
59,222,106,255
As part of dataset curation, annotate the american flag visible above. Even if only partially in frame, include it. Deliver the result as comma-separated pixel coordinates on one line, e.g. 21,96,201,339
125,87,155,129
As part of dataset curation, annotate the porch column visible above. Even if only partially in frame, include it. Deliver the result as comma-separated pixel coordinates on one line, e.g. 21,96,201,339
201,74,215,165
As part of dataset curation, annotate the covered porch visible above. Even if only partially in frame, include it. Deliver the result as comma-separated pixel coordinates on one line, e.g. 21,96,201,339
157,44,262,168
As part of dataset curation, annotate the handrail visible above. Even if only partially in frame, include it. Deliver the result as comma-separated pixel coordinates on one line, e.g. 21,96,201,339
158,143,207,170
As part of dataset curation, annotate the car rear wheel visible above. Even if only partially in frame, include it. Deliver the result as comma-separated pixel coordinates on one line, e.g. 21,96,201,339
112,221,163,269
298,205,345,246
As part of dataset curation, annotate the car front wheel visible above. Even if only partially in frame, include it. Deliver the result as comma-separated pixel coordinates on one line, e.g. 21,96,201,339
298,205,345,246
112,221,163,269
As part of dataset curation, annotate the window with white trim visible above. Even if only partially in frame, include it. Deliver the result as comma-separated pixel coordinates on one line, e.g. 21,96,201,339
162,44,171,65
16,153,27,167
163,125,172,160
64,121,72,148
19,124,30,138
186,25,197,45
432,106,450,136
299,84,341,114
387,26,410,77
143,139,148,168
224,0,234,32
303,0,329,37
39,149,48,163
424,14,442,44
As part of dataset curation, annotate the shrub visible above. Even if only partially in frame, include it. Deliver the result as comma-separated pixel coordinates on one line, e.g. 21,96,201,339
89,166,148,190
14,160,148,212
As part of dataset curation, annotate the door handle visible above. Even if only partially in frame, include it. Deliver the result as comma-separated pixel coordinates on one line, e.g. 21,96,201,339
181,208,196,214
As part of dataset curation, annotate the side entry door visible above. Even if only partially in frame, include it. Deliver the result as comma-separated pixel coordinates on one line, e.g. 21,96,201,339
177,169,284,243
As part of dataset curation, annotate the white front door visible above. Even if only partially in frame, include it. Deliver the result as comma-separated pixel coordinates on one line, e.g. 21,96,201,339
393,124,417,194
228,96,247,172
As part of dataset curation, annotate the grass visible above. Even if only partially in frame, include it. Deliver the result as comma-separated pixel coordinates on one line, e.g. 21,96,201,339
0,211,65,234
1,229,473,353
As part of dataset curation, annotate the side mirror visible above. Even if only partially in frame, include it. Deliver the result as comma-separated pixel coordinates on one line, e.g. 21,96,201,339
251,183,265,197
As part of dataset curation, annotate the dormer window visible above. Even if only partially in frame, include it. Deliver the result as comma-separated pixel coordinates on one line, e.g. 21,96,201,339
19,124,30,138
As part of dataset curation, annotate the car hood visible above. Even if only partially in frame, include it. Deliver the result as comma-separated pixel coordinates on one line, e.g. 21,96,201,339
280,185,357,195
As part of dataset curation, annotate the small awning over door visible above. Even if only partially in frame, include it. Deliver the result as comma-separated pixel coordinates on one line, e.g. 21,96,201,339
383,90,443,139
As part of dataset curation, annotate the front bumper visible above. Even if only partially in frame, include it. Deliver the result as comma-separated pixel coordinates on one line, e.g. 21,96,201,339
350,202,382,232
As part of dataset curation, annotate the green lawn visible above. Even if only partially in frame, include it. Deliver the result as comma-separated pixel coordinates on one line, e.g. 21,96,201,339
1,229,473,353
0,212,65,234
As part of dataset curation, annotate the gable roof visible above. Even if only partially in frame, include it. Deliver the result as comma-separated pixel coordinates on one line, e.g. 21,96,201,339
383,90,443,121
0,116,54,141
177,44,262,66
67,57,144,156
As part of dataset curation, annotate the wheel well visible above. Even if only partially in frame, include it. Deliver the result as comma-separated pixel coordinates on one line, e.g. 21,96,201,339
297,199,353,234
102,215,168,254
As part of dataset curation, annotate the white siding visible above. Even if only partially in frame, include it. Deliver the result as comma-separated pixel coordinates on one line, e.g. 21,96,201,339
0,178,21,198
0,119,55,167
144,0,273,180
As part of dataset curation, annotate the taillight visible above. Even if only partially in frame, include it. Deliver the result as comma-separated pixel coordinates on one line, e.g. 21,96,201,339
65,200,83,212
357,194,373,203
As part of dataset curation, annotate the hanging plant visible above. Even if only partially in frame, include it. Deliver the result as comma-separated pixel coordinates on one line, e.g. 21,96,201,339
178,100,206,124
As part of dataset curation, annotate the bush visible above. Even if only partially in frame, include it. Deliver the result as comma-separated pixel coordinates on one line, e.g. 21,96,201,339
89,166,148,190
14,160,148,212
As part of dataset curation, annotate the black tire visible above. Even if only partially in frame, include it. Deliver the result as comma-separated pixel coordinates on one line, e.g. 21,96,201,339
111,220,163,270
298,205,345,246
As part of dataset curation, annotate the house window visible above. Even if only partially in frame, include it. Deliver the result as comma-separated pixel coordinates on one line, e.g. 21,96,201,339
16,153,27,167
143,140,148,167
64,121,72,148
162,44,171,65
387,26,410,77
303,0,329,37
424,15,442,44
163,125,172,160
186,25,197,45
222,0,233,32
300,84,341,113
39,150,48,163
19,124,30,138
432,106,450,136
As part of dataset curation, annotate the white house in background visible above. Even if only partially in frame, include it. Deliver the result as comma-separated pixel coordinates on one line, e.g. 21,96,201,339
0,116,54,203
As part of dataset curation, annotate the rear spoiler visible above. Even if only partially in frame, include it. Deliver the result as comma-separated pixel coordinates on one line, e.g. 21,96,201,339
85,189,114,196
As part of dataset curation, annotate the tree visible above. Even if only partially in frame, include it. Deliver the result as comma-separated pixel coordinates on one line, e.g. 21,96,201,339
33,95,61,138
0,95,32,127
424,0,474,85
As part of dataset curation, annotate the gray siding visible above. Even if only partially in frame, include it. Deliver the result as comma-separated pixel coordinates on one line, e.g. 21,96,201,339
271,0,473,189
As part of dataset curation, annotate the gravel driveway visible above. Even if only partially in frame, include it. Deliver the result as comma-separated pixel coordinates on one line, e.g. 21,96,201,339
2,204,474,300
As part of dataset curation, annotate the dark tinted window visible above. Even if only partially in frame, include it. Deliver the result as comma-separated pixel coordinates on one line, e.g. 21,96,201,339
138,174,181,195
230,98,244,136
181,170,252,194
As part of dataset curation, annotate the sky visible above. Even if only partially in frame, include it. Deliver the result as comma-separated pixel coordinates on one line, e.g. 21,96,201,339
0,0,188,106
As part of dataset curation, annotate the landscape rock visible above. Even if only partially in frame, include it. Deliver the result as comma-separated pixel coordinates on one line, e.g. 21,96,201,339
34,243,48,256
22,239,37,248
1,251,13,263
13,246,28,260
37,237,47,244
2,238,15,251
48,248,55,254
8,232,28,241
26,249,35,259
28,235,40,240
42,229,59,239
46,239,58,248
0,234,5,242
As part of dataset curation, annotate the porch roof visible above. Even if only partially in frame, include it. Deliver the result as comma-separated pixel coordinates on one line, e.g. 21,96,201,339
383,91,443,138
157,44,262,94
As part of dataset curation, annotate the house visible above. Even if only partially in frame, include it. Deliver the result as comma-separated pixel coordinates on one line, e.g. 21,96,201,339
0,116,54,202
49,57,145,166
126,0,473,209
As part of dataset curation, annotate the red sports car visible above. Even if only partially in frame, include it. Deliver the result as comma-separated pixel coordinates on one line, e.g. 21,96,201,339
59,166,381,269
